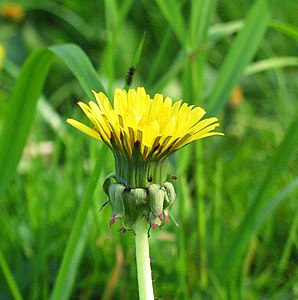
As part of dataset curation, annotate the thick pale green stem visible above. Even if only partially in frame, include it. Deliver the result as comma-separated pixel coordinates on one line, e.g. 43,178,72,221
134,217,154,300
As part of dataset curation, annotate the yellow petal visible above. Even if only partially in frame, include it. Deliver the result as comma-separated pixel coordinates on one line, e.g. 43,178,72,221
67,87,224,159
66,118,102,141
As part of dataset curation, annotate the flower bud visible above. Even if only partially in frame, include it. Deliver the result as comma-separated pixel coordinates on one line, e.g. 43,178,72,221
150,213,162,229
163,182,176,224
131,188,150,218
108,183,126,227
131,188,147,206
121,191,138,230
148,184,165,222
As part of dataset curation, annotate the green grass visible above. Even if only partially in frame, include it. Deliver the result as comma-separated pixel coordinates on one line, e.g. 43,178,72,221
0,0,297,299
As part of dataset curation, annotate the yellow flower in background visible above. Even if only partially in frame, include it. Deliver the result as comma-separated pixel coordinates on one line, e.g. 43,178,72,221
0,4,25,22
67,87,223,160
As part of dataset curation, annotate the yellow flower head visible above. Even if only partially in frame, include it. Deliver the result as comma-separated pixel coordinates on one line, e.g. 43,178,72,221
67,87,223,160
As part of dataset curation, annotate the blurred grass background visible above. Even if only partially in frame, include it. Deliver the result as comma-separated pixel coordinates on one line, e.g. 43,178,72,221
0,0,297,299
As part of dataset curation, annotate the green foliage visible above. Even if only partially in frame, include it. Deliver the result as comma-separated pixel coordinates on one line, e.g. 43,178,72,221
207,0,272,114
0,49,53,197
0,0,297,299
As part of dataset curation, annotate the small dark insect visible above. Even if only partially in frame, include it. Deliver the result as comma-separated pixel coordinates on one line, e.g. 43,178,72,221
147,176,153,182
147,226,151,238
125,66,136,86
171,175,177,180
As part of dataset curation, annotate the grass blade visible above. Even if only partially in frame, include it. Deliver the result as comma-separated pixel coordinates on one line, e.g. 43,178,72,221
50,149,105,300
244,56,298,75
207,0,272,114
208,20,243,42
4,44,105,141
50,44,106,97
217,106,298,284
155,0,187,45
27,2,94,41
124,33,146,91
190,0,216,46
0,49,54,197
277,209,298,275
0,43,107,298
270,20,298,40
0,248,23,300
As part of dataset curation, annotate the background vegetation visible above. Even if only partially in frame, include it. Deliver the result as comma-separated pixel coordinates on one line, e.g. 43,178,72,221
0,0,297,299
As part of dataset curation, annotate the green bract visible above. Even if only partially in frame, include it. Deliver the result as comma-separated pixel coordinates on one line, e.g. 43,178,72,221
103,174,176,231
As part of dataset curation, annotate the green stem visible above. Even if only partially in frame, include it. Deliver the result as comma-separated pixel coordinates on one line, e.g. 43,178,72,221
0,248,23,300
134,217,154,300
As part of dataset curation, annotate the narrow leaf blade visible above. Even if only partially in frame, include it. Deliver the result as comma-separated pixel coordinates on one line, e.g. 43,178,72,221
207,0,272,114
50,44,106,97
0,49,54,197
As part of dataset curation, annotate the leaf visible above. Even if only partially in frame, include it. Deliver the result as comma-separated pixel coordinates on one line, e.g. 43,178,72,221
26,2,94,41
207,0,272,115
0,44,107,300
208,20,243,42
0,49,54,197
0,44,106,198
270,20,298,41
50,44,106,97
155,0,187,45
245,56,298,75
0,248,23,300
217,105,298,284
124,33,146,91
50,151,105,300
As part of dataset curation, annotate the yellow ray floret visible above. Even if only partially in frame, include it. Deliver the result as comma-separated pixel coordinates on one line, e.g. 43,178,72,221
67,87,224,159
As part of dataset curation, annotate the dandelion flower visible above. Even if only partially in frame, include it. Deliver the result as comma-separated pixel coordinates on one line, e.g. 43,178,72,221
67,87,223,229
